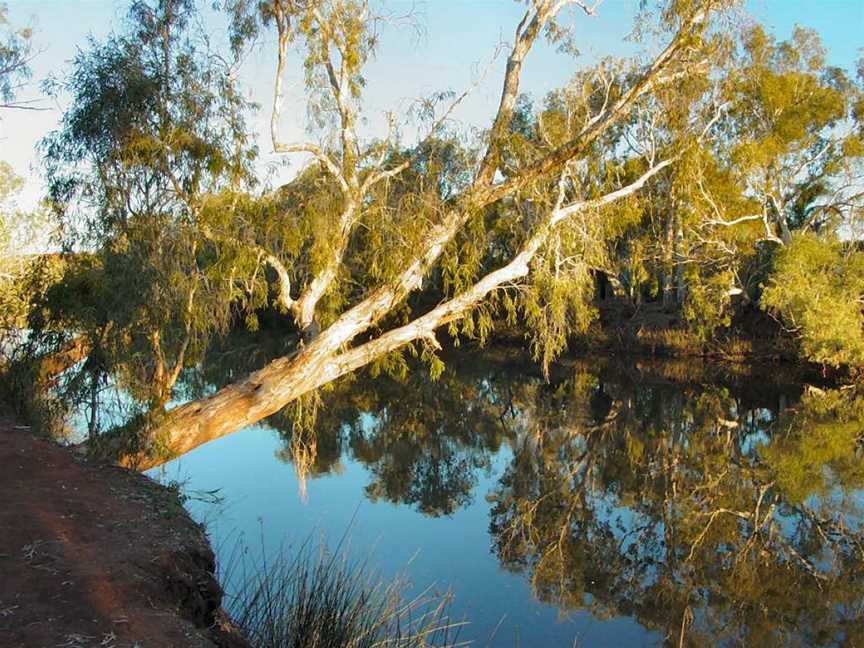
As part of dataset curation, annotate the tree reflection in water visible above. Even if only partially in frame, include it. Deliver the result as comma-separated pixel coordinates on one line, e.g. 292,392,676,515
188,342,864,646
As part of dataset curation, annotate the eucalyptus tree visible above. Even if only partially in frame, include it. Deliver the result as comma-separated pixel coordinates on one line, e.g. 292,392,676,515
113,0,732,467
762,234,864,369
718,27,863,243
688,27,863,292
0,5,47,362
652,26,864,274
0,162,56,365
36,0,259,413
0,161,30,357
0,1,32,268
596,26,864,345
709,28,864,368
0,1,33,111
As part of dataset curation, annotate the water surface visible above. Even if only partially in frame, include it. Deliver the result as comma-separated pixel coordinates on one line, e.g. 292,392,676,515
147,352,864,646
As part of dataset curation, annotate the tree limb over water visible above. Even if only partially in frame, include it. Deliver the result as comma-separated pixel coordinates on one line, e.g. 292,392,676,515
17,0,864,466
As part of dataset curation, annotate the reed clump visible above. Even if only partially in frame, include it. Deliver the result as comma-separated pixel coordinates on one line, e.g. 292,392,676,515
224,539,466,648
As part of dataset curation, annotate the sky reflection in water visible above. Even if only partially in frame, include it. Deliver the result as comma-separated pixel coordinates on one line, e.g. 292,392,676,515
147,354,864,647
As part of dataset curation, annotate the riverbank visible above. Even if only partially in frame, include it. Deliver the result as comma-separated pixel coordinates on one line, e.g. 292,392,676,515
480,299,833,369
0,417,249,648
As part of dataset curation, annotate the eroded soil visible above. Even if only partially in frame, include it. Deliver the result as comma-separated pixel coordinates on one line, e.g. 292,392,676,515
0,419,248,648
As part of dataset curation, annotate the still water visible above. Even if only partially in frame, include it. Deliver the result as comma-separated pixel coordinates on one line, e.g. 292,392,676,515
146,351,864,647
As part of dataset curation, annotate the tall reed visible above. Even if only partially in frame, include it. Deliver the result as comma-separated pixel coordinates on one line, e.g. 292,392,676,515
223,536,466,648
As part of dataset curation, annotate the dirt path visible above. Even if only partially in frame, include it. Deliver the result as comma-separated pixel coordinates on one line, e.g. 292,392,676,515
0,419,248,648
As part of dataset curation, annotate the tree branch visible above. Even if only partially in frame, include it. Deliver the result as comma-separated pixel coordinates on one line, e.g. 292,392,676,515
473,4,709,207
325,155,676,379
475,0,576,187
268,3,349,193
300,2,714,356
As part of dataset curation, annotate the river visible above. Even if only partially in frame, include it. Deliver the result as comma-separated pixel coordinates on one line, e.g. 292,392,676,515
143,350,864,646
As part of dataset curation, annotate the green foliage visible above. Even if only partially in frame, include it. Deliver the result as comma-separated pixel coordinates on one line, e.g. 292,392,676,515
763,386,864,503
14,0,864,459
581,22,864,363
0,6,42,357
0,159,22,225
0,2,32,106
681,267,734,340
722,25,861,237
29,0,264,416
762,234,864,368
0,163,55,360
522,239,597,376
41,0,255,245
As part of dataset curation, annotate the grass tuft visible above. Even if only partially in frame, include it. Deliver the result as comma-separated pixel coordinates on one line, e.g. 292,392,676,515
223,536,467,648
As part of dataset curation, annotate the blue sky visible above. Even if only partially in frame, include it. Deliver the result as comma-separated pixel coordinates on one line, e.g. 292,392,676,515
2,0,862,214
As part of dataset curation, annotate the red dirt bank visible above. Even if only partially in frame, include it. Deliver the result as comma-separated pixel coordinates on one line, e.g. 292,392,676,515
0,418,249,648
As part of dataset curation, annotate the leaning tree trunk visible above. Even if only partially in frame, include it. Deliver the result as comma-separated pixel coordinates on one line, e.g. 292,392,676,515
117,156,679,471
107,2,712,470
120,338,342,469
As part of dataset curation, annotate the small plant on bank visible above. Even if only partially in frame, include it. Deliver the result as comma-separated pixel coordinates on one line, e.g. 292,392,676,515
223,538,465,648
